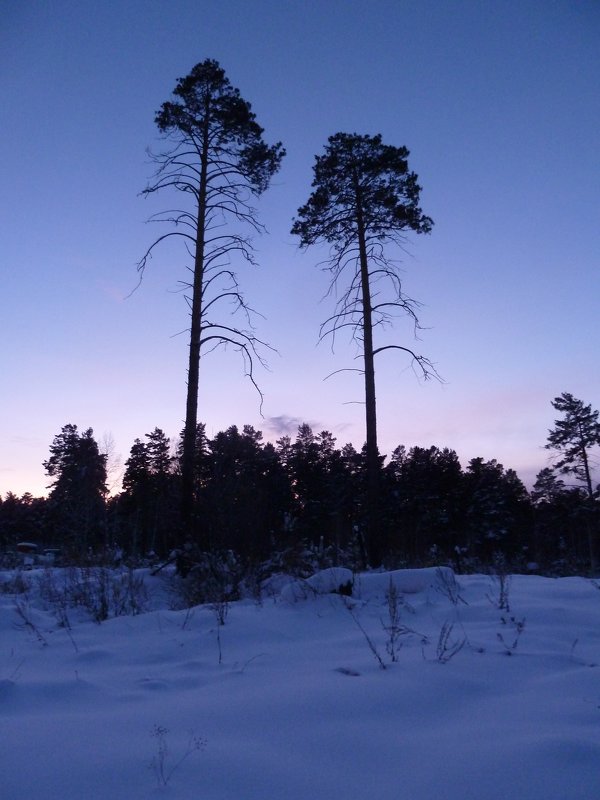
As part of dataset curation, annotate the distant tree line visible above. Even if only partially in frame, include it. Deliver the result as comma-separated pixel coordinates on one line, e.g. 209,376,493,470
1,393,598,575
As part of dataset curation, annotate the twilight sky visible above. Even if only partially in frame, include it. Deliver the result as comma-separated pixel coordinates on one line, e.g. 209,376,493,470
1,0,598,498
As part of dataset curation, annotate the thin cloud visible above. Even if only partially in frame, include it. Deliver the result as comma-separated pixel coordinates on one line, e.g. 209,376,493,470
263,415,321,437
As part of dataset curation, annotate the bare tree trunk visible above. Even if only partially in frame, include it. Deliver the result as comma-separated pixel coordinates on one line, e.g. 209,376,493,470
355,187,381,565
181,110,210,531
580,432,594,499
578,426,596,573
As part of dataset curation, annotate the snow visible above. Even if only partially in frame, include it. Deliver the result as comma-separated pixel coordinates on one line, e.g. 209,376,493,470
280,566,354,601
2,566,600,799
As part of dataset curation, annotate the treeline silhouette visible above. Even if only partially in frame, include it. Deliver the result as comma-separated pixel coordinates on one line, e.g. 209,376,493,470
0,421,596,575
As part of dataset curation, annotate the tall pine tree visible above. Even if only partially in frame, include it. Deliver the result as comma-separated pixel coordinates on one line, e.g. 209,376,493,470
291,133,435,563
139,59,284,536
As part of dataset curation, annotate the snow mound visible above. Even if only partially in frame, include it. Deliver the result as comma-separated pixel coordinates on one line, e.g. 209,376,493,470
355,566,457,600
280,567,354,603
280,566,457,604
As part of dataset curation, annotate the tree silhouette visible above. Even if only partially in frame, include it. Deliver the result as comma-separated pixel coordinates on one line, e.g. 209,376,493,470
531,468,588,570
291,132,435,562
0,492,47,553
546,393,600,498
121,437,152,557
43,424,107,556
386,446,464,562
138,59,284,534
545,392,600,571
203,425,291,557
463,458,530,564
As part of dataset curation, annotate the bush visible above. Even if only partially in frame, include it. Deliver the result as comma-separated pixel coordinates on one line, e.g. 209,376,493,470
38,567,149,623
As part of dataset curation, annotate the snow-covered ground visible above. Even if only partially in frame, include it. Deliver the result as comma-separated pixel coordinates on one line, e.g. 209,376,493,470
1,565,600,799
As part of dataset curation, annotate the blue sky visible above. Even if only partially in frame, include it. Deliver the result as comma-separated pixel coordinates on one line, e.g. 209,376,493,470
1,0,598,497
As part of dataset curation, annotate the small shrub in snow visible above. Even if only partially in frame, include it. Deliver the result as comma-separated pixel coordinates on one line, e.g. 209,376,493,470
110,569,149,617
383,579,402,662
435,621,466,663
343,597,387,670
171,550,242,610
149,724,206,788
210,595,229,667
213,615,226,665
486,553,511,612
210,596,229,626
432,567,479,654
497,615,526,655
13,599,48,647
435,567,467,606
343,586,427,670
39,575,75,643
37,567,148,624
486,566,511,613
381,578,424,662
